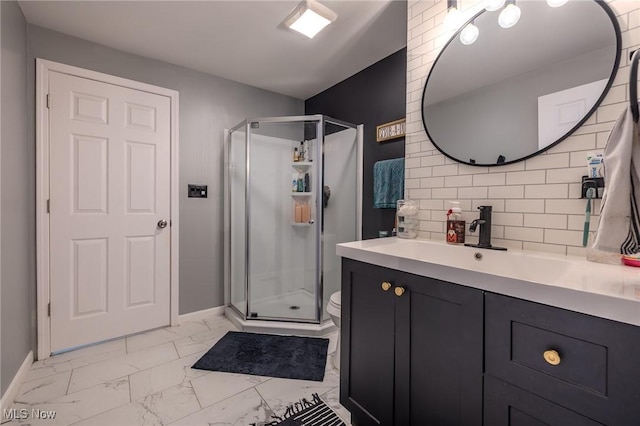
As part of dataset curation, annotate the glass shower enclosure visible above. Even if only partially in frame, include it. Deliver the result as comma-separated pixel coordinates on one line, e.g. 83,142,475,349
225,115,361,324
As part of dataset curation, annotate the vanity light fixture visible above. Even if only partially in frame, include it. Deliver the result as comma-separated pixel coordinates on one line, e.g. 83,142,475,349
498,0,521,28
444,0,463,30
485,0,506,12
283,0,337,39
460,21,479,45
546,0,569,7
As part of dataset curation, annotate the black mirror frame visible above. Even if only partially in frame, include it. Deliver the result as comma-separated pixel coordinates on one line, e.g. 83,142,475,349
420,0,622,167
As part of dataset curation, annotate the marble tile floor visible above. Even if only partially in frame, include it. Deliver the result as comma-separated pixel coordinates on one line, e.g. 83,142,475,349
3,315,350,426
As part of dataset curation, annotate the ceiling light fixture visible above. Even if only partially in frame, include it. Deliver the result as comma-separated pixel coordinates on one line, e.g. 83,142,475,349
444,0,463,30
283,0,337,39
546,0,569,7
460,21,479,45
485,0,506,12
498,0,521,28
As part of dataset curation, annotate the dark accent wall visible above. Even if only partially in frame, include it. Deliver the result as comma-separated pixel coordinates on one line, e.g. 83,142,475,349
305,48,406,240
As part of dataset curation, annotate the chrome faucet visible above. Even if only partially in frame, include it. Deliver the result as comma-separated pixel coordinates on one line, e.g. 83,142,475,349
465,206,507,251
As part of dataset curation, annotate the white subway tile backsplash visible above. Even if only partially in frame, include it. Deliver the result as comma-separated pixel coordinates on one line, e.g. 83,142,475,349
567,214,599,231
597,102,627,123
432,164,460,176
405,157,421,169
420,176,445,187
405,178,421,189
506,170,546,185
525,184,568,199
545,199,588,215
445,175,473,187
504,226,544,242
458,186,488,199
420,220,444,233
489,162,525,173
524,153,570,170
405,0,637,256
409,167,433,178
505,199,545,213
458,164,489,175
432,187,458,199
473,173,505,186
600,84,627,105
596,131,610,148
544,229,583,247
488,186,524,199
547,133,596,153
492,212,524,227
546,167,585,184
409,188,433,199
420,155,445,167
570,150,600,168
472,199,505,212
524,214,567,229
420,199,444,210
629,8,640,28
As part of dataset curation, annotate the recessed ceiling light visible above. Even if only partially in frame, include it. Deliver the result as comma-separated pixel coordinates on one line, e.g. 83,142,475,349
284,0,337,39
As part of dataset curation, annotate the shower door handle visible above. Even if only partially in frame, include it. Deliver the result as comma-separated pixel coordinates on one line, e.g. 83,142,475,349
157,219,168,229
308,219,315,224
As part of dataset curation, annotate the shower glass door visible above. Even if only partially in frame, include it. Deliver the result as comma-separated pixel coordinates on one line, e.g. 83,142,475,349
246,118,320,322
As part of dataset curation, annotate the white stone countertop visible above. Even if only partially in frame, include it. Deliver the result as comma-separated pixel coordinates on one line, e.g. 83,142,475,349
337,237,640,327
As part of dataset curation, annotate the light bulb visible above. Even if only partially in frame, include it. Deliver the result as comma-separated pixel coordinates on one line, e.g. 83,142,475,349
460,23,479,45
485,0,506,12
498,3,521,28
546,0,568,7
444,6,463,30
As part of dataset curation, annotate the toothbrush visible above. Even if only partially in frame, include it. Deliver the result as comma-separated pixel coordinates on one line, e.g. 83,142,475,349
583,188,595,247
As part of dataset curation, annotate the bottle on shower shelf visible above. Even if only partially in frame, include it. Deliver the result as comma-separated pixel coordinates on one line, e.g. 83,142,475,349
299,142,305,162
293,147,299,162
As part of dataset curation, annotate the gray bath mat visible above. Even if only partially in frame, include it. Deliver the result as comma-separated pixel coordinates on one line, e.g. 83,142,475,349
192,331,329,381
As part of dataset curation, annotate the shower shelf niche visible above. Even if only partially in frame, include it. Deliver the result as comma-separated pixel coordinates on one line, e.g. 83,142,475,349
292,162,312,170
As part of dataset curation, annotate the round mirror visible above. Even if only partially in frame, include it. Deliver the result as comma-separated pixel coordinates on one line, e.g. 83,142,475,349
421,0,621,166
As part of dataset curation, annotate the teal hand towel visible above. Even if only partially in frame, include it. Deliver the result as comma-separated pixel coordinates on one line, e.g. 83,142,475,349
373,158,404,209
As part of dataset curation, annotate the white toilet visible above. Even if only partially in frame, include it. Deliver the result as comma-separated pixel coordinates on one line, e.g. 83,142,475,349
326,291,342,370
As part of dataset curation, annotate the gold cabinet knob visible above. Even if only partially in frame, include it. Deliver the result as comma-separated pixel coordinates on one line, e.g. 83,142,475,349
394,286,405,297
543,350,561,366
381,282,392,291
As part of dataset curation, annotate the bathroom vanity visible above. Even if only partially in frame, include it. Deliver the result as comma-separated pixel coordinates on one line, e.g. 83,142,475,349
337,238,640,426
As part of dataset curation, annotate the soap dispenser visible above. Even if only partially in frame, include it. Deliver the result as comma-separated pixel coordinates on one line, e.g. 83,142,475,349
446,201,465,244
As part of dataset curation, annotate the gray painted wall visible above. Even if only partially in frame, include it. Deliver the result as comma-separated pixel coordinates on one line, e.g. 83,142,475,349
1,1,34,395
27,25,304,315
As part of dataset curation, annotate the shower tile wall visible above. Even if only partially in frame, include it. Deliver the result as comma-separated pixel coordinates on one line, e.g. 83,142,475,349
405,0,639,255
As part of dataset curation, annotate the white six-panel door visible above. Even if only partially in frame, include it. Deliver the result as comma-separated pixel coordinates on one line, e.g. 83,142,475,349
48,71,171,352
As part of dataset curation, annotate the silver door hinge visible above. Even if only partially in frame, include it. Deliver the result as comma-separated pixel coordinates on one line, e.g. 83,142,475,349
46,94,50,109
47,303,51,317
46,199,50,213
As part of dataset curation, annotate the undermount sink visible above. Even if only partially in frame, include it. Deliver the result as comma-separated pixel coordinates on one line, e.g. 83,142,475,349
349,238,572,285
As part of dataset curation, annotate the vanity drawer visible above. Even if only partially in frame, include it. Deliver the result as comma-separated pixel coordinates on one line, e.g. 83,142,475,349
485,293,640,426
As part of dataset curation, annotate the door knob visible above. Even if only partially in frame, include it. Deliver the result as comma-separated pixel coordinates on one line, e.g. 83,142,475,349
157,219,168,229
394,287,405,297
381,282,392,291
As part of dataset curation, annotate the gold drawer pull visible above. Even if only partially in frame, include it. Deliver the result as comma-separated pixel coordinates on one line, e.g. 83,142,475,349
543,350,561,366
381,282,392,291
394,286,405,297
